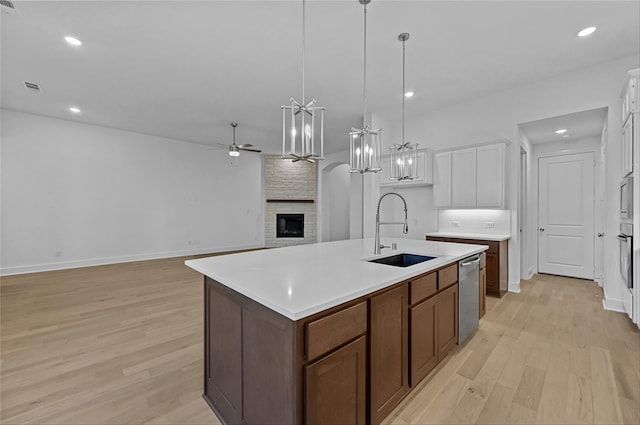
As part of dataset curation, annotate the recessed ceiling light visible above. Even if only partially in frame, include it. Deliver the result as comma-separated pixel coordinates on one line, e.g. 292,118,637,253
404,91,414,98
555,129,568,134
64,36,82,46
69,106,81,113
578,27,596,37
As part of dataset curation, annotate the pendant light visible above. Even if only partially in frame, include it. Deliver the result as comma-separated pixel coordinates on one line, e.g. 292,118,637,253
348,0,382,174
389,33,419,181
281,0,325,163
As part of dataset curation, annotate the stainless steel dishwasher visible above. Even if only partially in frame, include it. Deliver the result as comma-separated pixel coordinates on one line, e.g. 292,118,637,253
458,254,480,344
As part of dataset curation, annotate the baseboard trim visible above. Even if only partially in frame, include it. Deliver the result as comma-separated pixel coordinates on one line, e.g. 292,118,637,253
602,297,627,314
508,280,521,293
0,244,264,276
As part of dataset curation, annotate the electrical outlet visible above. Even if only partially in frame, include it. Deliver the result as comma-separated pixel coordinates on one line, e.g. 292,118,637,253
485,222,495,229
452,221,460,228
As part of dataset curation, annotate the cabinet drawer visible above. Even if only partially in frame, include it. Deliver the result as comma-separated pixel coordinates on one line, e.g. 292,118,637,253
410,272,437,305
306,302,367,361
438,264,458,290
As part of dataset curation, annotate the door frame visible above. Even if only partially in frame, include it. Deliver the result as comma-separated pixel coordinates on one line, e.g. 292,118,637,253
532,146,602,279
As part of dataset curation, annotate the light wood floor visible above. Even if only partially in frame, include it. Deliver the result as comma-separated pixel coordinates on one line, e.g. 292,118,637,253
1,258,639,424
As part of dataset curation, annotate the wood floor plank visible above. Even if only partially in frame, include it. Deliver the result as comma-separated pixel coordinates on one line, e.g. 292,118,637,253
566,372,593,425
512,365,547,411
590,345,624,424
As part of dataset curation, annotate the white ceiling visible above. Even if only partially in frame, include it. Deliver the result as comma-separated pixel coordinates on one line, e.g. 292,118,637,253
1,1,639,155
519,107,608,145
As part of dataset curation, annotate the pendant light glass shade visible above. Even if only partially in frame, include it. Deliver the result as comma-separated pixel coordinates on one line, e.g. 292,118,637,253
349,0,381,174
281,0,325,163
349,126,382,173
389,32,419,181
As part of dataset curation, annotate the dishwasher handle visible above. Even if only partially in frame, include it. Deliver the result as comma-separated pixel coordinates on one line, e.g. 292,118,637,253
460,255,480,267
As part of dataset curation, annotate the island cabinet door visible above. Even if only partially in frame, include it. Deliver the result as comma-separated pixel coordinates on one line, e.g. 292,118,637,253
369,284,409,425
409,295,439,386
437,283,459,359
304,336,367,425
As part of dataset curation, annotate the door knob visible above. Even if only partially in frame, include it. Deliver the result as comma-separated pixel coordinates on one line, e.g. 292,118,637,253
597,232,604,237
539,228,545,232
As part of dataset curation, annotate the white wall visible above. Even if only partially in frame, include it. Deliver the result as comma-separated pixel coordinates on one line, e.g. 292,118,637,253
324,164,350,241
0,109,264,275
378,53,639,303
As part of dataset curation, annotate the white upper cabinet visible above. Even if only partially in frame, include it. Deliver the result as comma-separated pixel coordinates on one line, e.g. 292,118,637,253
621,69,638,123
434,141,508,209
380,149,433,187
621,69,638,177
451,148,477,207
434,152,452,208
476,143,505,207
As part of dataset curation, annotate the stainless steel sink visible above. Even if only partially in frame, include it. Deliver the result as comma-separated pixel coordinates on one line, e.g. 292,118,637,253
367,253,437,267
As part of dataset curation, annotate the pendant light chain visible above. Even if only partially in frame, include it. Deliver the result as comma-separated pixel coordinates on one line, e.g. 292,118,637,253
281,0,325,163
362,1,367,129
402,37,406,145
348,0,382,174
302,0,306,105
388,32,418,181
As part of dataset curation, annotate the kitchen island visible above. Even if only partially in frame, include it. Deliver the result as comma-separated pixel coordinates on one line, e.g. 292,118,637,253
186,238,487,425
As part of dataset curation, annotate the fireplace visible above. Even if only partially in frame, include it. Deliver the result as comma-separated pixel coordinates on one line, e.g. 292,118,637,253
277,214,304,238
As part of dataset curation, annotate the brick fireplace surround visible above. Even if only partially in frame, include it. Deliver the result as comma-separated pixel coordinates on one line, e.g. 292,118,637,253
264,156,317,248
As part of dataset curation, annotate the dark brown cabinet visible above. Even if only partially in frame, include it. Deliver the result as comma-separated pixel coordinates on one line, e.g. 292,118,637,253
437,283,459,359
426,236,508,297
479,266,487,318
203,259,466,425
369,285,409,425
305,336,367,425
410,295,438,386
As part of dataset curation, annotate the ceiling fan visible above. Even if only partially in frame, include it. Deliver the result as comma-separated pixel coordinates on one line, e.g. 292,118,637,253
216,122,262,157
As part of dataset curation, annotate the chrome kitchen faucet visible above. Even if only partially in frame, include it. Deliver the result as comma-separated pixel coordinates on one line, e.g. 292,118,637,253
374,192,409,254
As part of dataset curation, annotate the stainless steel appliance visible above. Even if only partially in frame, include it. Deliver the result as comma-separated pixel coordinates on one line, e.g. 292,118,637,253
618,222,633,289
621,175,633,220
458,254,480,344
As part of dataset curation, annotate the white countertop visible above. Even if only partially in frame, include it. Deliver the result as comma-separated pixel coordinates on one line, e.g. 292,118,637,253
426,232,510,241
185,238,487,320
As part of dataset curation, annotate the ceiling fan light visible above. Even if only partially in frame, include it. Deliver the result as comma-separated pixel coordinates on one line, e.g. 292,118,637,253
229,149,240,157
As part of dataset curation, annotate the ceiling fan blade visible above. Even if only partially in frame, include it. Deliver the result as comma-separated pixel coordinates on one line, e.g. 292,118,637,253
238,147,262,153
236,143,253,149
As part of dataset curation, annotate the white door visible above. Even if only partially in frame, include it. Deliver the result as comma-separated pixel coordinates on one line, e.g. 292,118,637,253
538,152,595,279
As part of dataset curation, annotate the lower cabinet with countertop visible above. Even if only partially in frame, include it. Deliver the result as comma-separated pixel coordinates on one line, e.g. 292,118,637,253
188,238,486,425
204,265,461,425
426,233,508,297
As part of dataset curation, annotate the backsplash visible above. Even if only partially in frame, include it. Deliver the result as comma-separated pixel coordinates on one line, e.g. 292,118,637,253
438,209,510,235
264,156,317,248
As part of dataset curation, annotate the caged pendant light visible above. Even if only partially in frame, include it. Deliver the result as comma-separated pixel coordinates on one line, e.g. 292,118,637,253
281,0,325,163
389,33,419,181
348,0,382,174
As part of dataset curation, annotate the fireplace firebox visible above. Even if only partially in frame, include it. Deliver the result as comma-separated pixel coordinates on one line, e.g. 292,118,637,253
277,214,304,238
